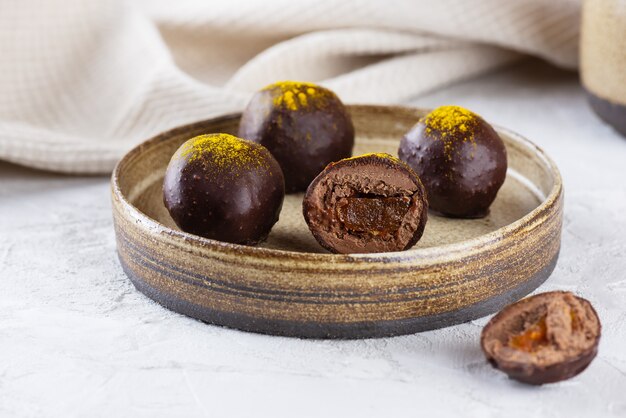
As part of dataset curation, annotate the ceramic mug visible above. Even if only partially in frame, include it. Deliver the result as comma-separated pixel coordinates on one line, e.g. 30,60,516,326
580,0,626,137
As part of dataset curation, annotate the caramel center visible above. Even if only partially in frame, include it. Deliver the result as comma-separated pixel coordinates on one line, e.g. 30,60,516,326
507,308,580,353
336,196,411,236
508,316,548,353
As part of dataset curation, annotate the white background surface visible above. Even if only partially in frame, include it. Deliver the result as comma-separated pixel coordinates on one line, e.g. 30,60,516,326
1,60,625,417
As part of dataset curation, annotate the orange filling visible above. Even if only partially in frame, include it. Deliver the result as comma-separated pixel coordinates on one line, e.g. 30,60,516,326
508,309,580,353
336,196,410,236
570,309,580,331
508,316,548,352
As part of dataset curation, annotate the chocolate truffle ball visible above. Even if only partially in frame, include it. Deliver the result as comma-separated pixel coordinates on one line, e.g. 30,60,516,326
481,291,601,385
238,81,354,193
163,133,285,245
398,105,507,218
303,153,428,254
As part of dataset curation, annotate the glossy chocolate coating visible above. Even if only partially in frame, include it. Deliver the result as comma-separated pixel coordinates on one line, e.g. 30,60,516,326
481,291,601,385
398,106,507,218
163,134,285,245
303,153,428,254
238,81,354,193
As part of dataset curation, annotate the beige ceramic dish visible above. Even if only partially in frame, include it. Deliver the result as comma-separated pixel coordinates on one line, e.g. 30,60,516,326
111,105,563,339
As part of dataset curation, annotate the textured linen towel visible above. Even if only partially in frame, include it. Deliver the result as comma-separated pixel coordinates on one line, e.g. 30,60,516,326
0,0,580,173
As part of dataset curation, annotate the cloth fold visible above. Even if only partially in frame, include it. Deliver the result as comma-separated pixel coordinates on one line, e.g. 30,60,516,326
0,0,580,173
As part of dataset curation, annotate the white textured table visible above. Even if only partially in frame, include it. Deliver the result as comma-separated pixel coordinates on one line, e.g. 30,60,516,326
2,60,625,417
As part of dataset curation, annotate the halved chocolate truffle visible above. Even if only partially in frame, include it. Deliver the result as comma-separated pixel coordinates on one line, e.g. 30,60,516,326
481,291,601,385
238,81,354,193
303,153,428,254
398,105,507,218
163,133,285,245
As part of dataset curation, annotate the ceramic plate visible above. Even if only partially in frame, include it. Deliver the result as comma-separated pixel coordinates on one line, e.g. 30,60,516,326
111,105,563,338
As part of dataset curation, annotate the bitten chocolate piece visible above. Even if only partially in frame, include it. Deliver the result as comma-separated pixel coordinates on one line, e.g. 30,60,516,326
303,153,428,254
398,105,507,218
481,291,601,385
238,81,354,193
163,133,285,245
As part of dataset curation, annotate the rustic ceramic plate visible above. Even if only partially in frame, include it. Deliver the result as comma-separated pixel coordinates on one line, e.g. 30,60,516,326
111,105,563,339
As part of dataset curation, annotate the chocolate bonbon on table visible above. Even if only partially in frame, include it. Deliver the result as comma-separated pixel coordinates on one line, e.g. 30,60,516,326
163,133,285,245
481,291,601,385
303,153,428,254
238,81,354,193
399,105,507,218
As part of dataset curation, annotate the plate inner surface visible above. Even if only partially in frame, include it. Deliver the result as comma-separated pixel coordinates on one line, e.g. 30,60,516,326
130,111,546,254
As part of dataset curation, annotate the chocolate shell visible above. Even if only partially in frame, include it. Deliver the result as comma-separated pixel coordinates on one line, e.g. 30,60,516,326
399,106,507,218
303,153,428,254
481,291,601,385
238,81,354,193
163,133,285,245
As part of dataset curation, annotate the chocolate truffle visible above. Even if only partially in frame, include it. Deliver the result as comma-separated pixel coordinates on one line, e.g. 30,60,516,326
238,81,354,193
163,133,285,245
481,291,601,385
398,105,507,218
303,153,428,254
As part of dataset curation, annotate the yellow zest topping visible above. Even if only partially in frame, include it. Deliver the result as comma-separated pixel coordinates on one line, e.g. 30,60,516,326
342,152,399,162
177,133,269,174
263,81,333,111
421,105,480,160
